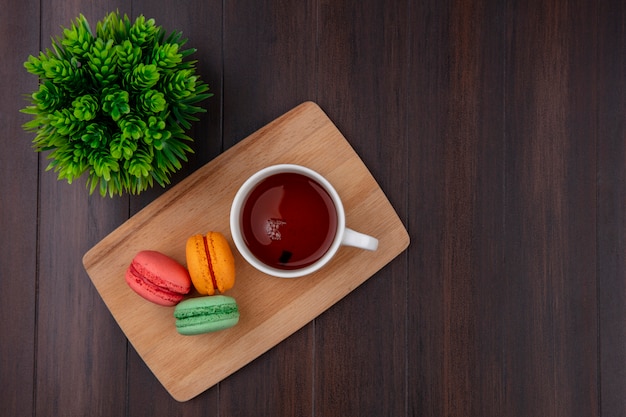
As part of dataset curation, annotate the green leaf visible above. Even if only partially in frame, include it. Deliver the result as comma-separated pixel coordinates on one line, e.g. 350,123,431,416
129,15,159,46
61,14,94,58
151,42,182,69
22,10,212,197
32,81,67,112
72,94,99,121
109,131,137,160
118,113,147,141
88,38,118,86
138,89,166,114
101,87,130,121
116,39,142,71
129,63,160,90
48,108,82,136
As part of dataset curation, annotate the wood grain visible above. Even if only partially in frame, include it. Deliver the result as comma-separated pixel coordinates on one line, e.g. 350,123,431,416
597,1,626,415
1,0,624,415
408,1,507,416
218,1,319,414
33,4,129,417
123,2,224,412
315,0,409,415
504,0,598,415
82,102,410,401
0,0,40,414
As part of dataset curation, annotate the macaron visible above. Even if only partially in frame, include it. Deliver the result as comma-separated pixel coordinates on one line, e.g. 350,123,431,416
174,295,240,335
186,232,235,295
125,250,191,306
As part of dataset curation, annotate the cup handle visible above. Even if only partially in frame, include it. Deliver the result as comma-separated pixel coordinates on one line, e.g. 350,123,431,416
342,228,379,251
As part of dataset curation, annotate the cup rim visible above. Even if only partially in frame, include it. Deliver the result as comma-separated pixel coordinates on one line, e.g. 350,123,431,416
229,164,345,278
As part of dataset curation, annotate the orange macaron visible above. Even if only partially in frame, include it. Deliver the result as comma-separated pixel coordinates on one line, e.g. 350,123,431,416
186,232,235,295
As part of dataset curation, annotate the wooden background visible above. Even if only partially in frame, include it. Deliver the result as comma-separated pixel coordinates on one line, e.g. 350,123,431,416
1,0,624,416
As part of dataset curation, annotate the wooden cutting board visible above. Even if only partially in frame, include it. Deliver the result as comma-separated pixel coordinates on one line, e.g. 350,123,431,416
83,101,410,401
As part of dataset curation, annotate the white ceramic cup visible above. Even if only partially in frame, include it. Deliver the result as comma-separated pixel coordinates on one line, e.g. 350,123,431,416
230,164,378,278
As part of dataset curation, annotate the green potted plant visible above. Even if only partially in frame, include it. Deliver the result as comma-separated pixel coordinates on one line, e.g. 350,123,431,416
21,11,211,196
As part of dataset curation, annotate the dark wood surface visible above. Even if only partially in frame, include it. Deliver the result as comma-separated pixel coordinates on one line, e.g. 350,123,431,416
1,0,624,416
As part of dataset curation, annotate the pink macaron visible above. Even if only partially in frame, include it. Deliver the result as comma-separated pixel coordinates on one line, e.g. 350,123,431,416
125,250,192,306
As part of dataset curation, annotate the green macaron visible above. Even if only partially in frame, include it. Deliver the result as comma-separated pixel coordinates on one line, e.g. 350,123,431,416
174,295,240,335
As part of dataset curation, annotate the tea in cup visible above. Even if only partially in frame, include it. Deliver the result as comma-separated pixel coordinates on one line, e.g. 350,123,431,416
230,164,378,278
